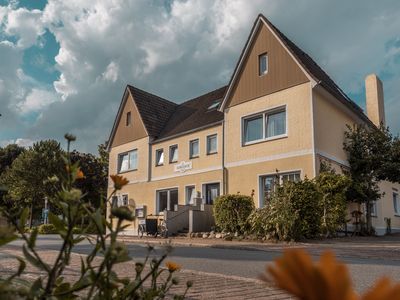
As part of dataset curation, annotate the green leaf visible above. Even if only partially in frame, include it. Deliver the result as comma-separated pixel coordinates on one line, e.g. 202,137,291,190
92,210,104,234
28,227,38,248
0,226,18,247
19,207,29,228
29,277,43,297
22,245,49,272
16,257,26,276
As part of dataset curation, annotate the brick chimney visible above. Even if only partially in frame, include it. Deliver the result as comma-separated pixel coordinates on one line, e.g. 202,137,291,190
365,74,385,127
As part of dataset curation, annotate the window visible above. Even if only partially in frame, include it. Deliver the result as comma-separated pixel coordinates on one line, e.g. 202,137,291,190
204,183,220,205
169,145,178,163
259,171,300,207
126,111,131,126
242,107,286,145
206,134,217,154
111,194,128,208
371,201,377,216
244,115,263,143
118,150,137,173
189,139,199,158
393,192,399,215
155,149,164,166
259,53,268,76
186,186,196,205
157,189,178,213
208,99,221,110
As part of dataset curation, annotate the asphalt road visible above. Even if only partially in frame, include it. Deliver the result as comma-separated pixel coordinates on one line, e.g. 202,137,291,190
6,235,400,293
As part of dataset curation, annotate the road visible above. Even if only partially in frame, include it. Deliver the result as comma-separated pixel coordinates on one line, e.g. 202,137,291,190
5,235,400,293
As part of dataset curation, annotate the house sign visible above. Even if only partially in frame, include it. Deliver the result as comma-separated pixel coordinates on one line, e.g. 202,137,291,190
174,161,192,173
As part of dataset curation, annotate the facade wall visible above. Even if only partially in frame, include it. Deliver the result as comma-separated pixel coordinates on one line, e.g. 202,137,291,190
228,22,309,108
227,154,314,208
151,125,223,180
110,92,148,147
225,82,313,167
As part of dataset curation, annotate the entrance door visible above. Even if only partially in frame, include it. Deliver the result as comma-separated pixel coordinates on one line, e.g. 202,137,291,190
205,183,220,204
156,189,178,213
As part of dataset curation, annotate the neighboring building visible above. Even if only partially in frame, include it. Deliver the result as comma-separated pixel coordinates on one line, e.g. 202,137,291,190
107,14,400,235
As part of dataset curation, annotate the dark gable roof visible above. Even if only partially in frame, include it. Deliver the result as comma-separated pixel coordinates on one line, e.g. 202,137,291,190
128,85,225,141
258,14,370,123
127,85,177,137
157,86,226,140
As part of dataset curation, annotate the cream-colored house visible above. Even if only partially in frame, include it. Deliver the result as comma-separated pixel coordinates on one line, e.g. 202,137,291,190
107,14,400,235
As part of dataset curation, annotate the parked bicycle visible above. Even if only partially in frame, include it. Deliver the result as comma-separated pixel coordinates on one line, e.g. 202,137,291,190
138,215,168,238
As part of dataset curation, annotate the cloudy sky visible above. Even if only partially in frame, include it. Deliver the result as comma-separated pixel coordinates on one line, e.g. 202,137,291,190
0,0,399,153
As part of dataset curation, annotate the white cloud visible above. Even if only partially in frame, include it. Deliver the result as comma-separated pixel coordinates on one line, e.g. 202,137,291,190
17,88,58,114
1,0,400,152
0,138,35,148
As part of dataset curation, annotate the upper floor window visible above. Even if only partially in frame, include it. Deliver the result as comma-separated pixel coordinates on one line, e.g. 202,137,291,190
111,194,129,208
393,192,399,215
169,145,178,163
118,150,137,173
189,139,199,158
126,111,132,126
259,53,268,76
155,149,164,166
243,107,286,145
206,134,217,155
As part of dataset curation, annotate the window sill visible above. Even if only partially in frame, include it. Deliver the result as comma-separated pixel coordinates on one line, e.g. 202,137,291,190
169,160,178,164
206,151,218,156
155,164,164,167
117,169,137,174
243,134,288,147
190,155,199,160
394,214,400,218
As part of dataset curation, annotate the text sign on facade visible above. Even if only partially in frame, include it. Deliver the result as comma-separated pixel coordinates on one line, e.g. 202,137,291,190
174,161,192,173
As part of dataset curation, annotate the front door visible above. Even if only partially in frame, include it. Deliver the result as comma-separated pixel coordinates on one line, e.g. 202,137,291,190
205,183,220,205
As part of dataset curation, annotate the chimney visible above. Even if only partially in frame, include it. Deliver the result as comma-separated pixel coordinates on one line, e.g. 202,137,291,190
365,74,385,127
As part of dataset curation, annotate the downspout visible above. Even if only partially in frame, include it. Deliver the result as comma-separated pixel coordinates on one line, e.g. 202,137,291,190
222,113,226,195
148,137,152,182
311,80,322,177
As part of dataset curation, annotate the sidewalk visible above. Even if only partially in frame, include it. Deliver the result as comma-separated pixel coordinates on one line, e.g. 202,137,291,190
118,233,400,261
0,247,291,299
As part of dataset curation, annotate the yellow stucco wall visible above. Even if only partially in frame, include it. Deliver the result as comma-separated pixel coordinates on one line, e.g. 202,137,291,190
225,82,313,166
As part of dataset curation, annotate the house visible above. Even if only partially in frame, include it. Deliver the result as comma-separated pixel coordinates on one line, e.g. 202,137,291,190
107,14,400,235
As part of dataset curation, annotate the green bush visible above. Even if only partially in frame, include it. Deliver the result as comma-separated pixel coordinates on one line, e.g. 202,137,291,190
37,223,57,234
213,194,255,233
249,179,322,241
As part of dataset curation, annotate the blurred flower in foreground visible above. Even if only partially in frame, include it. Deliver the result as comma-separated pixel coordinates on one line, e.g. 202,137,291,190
165,261,181,272
110,174,129,190
262,249,400,300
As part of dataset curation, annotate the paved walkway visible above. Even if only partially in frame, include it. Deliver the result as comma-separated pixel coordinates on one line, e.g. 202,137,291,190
0,248,290,299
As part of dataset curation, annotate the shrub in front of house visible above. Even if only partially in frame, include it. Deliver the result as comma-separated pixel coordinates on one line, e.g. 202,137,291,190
213,194,255,233
37,223,57,234
249,179,322,241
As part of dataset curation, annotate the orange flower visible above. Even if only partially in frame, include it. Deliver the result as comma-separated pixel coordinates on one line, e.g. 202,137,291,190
165,261,181,272
110,174,129,190
262,249,357,300
76,169,84,179
362,277,400,300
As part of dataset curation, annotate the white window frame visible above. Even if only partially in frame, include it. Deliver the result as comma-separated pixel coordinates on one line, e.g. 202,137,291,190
189,139,199,159
241,105,287,146
111,194,129,208
206,134,218,155
258,170,301,208
126,111,132,126
156,188,178,214
393,192,399,216
169,144,178,163
370,201,377,217
185,185,196,205
117,149,138,173
259,53,268,76
155,148,164,166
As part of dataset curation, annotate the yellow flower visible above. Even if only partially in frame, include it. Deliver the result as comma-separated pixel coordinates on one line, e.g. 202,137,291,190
110,175,129,190
165,261,181,272
262,249,357,300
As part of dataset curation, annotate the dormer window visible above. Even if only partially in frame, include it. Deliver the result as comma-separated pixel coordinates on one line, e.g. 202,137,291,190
259,53,268,76
208,99,221,111
126,111,132,126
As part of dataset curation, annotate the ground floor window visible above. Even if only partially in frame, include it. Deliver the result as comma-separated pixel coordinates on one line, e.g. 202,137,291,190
259,171,300,207
393,192,399,215
186,186,196,205
371,201,377,216
156,189,178,213
204,183,220,205
111,194,129,208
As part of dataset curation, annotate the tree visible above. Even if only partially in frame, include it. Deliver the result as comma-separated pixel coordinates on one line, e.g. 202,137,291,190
0,140,64,227
0,144,25,175
343,124,394,233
